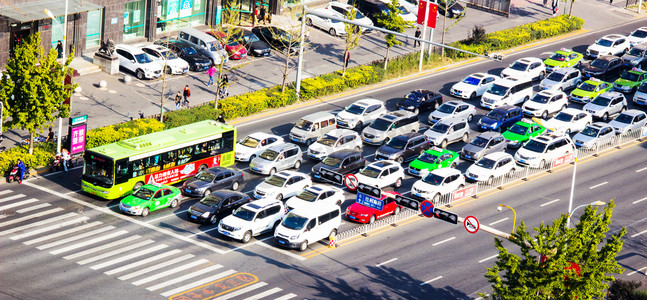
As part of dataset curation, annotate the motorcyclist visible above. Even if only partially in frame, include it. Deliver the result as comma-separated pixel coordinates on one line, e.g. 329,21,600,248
17,159,25,184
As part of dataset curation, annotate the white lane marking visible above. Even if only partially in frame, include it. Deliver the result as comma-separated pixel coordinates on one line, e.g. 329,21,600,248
147,264,224,291
631,229,647,238
90,244,169,270
0,194,26,203
117,253,195,280
432,237,456,246
273,294,297,300
0,198,38,211
540,199,560,207
23,221,102,245
107,203,120,209
42,166,83,177
627,266,647,276
132,258,209,286
11,217,89,240
419,276,443,285
633,197,647,204
636,167,647,172
0,190,12,195
160,269,237,297
0,208,64,228
50,230,129,255
36,226,115,250
63,235,141,260
222,236,273,254
478,254,498,263
145,208,189,223
104,249,182,275
75,240,156,264
375,258,398,267
214,282,269,300
65,189,82,195
253,240,307,261
242,287,282,300
488,218,509,226
589,181,608,189
0,212,77,236
16,203,51,213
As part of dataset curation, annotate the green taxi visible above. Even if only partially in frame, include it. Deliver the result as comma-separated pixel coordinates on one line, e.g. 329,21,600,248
503,119,546,148
544,48,583,73
569,78,613,104
614,68,647,94
119,184,182,217
407,146,459,177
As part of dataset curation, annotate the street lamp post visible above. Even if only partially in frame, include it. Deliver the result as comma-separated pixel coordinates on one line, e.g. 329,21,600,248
498,204,517,234
566,201,606,228
45,0,69,154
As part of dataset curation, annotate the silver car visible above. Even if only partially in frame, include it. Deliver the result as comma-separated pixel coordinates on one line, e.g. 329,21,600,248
573,122,616,149
460,131,507,161
423,116,470,148
428,101,476,124
583,92,627,121
539,67,582,91
608,109,647,135
249,143,303,176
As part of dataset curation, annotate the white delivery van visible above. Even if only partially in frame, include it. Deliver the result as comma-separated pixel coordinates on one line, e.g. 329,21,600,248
480,78,534,109
274,202,341,251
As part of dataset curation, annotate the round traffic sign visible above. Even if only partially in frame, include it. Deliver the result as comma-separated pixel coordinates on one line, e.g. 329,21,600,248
344,174,359,191
420,200,435,218
464,215,480,234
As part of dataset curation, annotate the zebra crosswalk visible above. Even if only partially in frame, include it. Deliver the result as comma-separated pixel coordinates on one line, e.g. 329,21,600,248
0,190,297,300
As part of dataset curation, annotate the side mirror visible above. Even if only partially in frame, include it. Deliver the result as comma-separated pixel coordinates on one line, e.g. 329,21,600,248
130,60,136,63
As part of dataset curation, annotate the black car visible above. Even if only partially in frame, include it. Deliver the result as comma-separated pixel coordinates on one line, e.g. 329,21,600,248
159,40,212,72
374,132,430,164
582,55,623,80
311,149,366,182
438,0,466,18
396,90,443,114
181,166,245,198
187,190,251,224
228,28,271,57
251,26,299,54
348,0,389,25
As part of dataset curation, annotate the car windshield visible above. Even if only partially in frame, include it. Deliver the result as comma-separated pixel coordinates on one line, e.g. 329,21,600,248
475,158,497,169
296,190,318,202
405,92,424,102
317,135,338,146
437,104,456,114
182,47,198,55
581,126,600,137
547,72,565,81
369,118,392,131
470,136,489,148
628,48,645,56
508,124,528,135
578,82,596,92
462,76,481,85
200,194,224,207
487,84,509,96
418,152,440,164
264,175,286,187
246,34,260,42
591,96,611,106
531,93,551,104
232,207,256,221
549,53,566,61
207,41,220,52
620,71,640,81
161,50,178,59
430,122,449,133
523,140,548,153
596,39,613,47
195,171,215,182
638,83,647,93
554,112,574,122
591,59,609,68
132,187,155,200
386,136,408,150
259,149,278,161
631,30,647,38
282,213,309,230
294,119,313,131
614,113,634,124
398,6,410,14
226,40,240,46
509,62,528,71
322,156,342,167
359,166,381,178
345,104,366,115
135,53,152,64
239,136,260,148
422,173,444,185
485,109,505,121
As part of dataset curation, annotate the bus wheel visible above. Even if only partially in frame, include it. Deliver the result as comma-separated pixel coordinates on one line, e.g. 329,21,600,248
199,164,208,173
133,182,144,191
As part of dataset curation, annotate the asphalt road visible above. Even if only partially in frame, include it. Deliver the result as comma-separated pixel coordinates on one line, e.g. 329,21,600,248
1,18,647,300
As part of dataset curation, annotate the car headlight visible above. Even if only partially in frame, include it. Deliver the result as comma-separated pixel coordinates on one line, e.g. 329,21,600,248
452,9,461,13
201,212,210,218
289,235,299,240
407,106,414,110
359,213,369,217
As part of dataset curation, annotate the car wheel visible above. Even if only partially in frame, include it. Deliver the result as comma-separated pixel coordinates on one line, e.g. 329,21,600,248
561,104,567,112
294,160,301,169
523,96,530,103
434,102,440,110
539,160,546,169
269,168,276,176
440,139,448,149
602,113,609,122
141,207,150,217
508,168,516,177
189,64,196,72
209,214,218,225
305,138,314,146
393,206,401,215
487,176,494,185
329,28,337,36
202,189,211,197
354,146,362,151
170,198,179,208
541,111,548,119
273,220,281,232
336,200,342,206
199,164,208,173
538,71,545,81
462,133,469,143
413,108,419,115
369,215,376,224
393,177,403,188
432,193,440,203
451,162,457,168
133,182,144,191
621,106,627,113
383,137,390,145
355,121,363,130
242,231,252,244
469,92,476,100
249,154,256,162
457,184,464,190
231,181,240,191
299,240,308,252
396,156,404,164
276,193,283,201
467,114,473,122
306,18,313,26
136,69,145,80
565,129,571,135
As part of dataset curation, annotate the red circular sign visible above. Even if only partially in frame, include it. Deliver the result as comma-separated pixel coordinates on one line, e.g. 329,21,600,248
464,215,479,234
344,174,359,191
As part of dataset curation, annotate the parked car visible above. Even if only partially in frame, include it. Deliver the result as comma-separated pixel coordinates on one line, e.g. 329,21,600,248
162,40,212,72
408,146,459,178
544,108,592,134
450,73,500,100
252,26,299,54
311,149,366,181
227,28,271,57
254,171,312,201
181,167,244,197
206,30,248,60
322,1,375,29
569,78,613,104
621,43,647,67
543,48,583,73
539,67,582,91
374,132,430,164
582,91,627,121
396,90,443,114
460,131,507,161
218,198,286,243
573,122,616,149
345,191,402,224
348,0,390,25
522,90,568,119
354,160,406,188
437,0,466,18
335,98,387,130
119,184,181,217
582,55,623,80
307,129,362,160
140,44,189,74
114,44,163,80
500,57,546,81
464,152,516,184
514,133,574,168
477,105,523,132
410,168,465,202
586,34,630,58
235,132,284,162
423,116,470,148
285,185,345,211
428,101,477,123
249,143,303,176
187,190,251,224
613,68,647,94
503,119,546,148
361,110,420,145
304,11,348,36
178,27,228,64
608,109,647,135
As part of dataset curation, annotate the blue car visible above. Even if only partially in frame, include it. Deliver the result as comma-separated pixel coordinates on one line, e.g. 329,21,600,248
477,105,523,132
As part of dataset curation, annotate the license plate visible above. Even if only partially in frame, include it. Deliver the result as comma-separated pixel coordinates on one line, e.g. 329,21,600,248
464,154,471,159
519,159,526,163
338,121,345,125
480,126,489,130
190,215,197,219
252,167,259,171
309,154,317,158
364,138,370,142
255,194,262,199
291,137,299,142
414,192,421,197
263,52,270,56
451,91,460,96
221,231,230,236
314,174,321,178
348,215,356,220
278,240,285,244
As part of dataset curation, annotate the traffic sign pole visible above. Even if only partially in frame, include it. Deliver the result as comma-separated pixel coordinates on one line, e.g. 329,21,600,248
419,200,435,218
464,216,480,234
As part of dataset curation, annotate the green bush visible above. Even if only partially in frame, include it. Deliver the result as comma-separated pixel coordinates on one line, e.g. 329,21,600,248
163,104,220,129
218,91,269,119
0,143,56,174
86,118,164,149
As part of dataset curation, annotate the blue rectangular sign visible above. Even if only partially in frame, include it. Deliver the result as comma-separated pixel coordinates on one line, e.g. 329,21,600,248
356,192,384,211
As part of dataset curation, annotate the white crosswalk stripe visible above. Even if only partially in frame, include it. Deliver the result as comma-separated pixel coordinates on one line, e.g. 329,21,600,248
118,254,195,280
274,293,297,300
50,230,129,255
215,282,268,300
90,244,169,270
146,264,224,291
0,198,38,211
160,269,237,297
76,240,156,264
16,203,51,213
63,235,141,260
0,194,26,203
0,208,64,228
104,249,182,275
0,212,78,236
10,217,89,240
0,190,12,196
132,259,209,286
36,226,114,250
243,287,282,300
24,221,102,245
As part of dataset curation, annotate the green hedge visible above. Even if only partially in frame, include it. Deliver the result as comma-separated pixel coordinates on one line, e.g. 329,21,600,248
86,118,165,149
0,143,56,175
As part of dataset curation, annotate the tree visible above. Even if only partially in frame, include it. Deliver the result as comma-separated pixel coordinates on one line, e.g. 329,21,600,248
482,200,626,299
342,7,363,77
376,0,411,69
438,2,465,58
0,32,76,154
209,3,242,109
608,280,647,300
275,7,307,93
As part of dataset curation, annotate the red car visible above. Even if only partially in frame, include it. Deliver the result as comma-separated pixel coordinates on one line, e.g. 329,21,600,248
205,31,248,60
345,191,402,224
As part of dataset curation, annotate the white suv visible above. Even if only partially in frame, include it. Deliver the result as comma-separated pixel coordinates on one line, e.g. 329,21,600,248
140,45,189,75
500,57,546,81
583,92,628,121
628,27,647,46
411,168,465,202
336,98,387,130
539,67,582,91
355,160,406,189
423,116,470,148
514,133,574,168
307,129,362,160
522,90,568,119
464,152,516,184
254,171,312,201
114,44,163,79
285,185,345,211
218,198,286,243
586,34,630,58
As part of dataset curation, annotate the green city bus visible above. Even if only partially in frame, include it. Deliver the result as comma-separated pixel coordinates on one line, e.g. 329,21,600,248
81,120,236,199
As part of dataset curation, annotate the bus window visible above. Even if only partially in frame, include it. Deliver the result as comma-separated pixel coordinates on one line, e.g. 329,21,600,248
115,159,130,185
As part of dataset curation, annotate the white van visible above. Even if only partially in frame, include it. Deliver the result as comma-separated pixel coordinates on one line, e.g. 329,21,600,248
178,28,227,65
274,203,341,251
481,78,534,109
289,112,337,146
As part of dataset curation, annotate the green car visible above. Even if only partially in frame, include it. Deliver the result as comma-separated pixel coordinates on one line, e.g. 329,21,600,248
569,78,613,104
613,69,647,94
119,184,182,217
544,48,583,73
407,146,459,177
503,119,546,148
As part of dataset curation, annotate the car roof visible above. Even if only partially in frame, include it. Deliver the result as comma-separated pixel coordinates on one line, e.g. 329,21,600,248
243,198,282,212
141,45,170,52
493,105,520,112
115,44,146,54
325,129,357,137
211,190,247,198
482,152,512,160
443,101,461,106
553,67,579,74
537,89,564,96
247,132,280,140
601,34,626,40
597,91,623,98
289,202,339,218
300,111,335,121
304,185,336,194
469,73,486,78
206,166,232,174
354,98,383,107
632,43,647,50
590,122,611,128
393,132,423,140
367,160,397,169
494,77,531,87
619,109,645,116
560,108,587,115
430,168,461,177
596,55,620,62
267,142,298,152
327,149,362,158
516,57,542,64
477,131,502,139
532,132,566,142
272,171,304,180
436,116,467,125
381,110,416,120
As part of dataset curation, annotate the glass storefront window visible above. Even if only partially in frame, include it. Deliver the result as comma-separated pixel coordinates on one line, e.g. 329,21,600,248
156,0,207,34
50,16,64,49
124,0,146,40
86,9,102,48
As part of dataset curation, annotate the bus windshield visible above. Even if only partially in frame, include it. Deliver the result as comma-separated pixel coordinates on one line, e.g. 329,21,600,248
83,153,114,188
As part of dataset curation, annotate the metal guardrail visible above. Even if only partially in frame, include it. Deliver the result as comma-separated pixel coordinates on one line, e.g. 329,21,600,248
336,207,420,241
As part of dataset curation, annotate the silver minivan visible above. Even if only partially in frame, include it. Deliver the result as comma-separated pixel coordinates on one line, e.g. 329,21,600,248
289,112,337,145
361,110,420,145
178,28,227,65
249,143,303,176
423,116,470,148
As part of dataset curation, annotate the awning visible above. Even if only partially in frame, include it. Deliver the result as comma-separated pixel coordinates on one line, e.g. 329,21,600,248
0,0,103,23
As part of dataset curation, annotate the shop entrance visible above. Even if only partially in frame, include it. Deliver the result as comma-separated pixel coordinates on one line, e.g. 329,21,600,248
10,22,35,52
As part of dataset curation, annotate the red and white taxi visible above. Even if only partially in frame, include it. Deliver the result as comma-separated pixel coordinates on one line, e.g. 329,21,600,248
345,191,402,224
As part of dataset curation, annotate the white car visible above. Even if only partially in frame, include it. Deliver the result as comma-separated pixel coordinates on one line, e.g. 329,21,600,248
218,198,286,243
355,160,406,189
522,90,568,119
114,44,163,79
539,67,582,91
544,108,592,134
586,34,630,58
395,5,417,24
428,101,477,123
285,185,345,211
627,27,647,46
235,132,285,162
608,109,647,135
305,10,348,36
514,133,574,168
464,152,516,184
583,92,627,121
450,73,500,100
500,57,546,81
634,82,647,105
254,171,312,201
307,129,362,160
573,122,616,149
410,168,466,202
336,98,387,130
323,2,374,30
140,45,189,75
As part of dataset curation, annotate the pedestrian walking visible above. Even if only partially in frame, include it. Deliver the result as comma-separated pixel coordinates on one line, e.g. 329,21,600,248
46,127,55,143
17,159,25,184
259,6,267,24
219,74,229,98
174,91,182,110
414,27,421,47
551,0,558,15
55,40,63,59
61,148,71,173
206,65,216,86
183,85,191,107
216,114,226,123
344,51,350,69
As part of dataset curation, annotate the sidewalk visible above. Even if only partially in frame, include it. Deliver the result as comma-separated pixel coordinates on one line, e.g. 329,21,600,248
0,0,644,150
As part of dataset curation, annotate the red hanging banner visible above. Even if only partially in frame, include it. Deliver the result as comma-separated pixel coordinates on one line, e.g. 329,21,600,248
417,1,438,29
